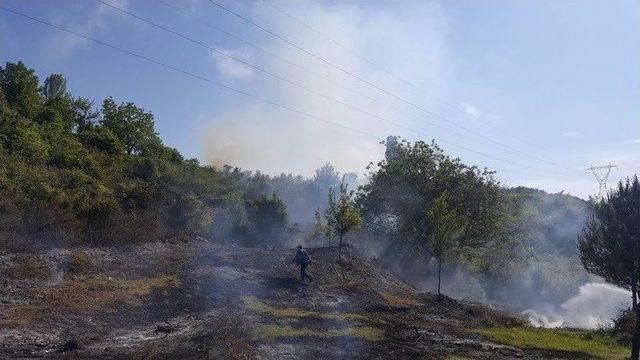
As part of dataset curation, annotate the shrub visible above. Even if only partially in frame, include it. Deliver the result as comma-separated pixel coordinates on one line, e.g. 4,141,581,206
204,311,256,360
6,254,51,280
67,250,91,274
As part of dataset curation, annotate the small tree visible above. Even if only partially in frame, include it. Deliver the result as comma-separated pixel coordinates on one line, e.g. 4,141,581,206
325,182,362,277
42,74,67,101
427,191,462,296
578,176,640,360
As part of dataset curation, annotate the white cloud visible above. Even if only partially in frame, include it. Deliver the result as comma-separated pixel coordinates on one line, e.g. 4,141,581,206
460,102,479,118
201,1,450,176
209,47,255,79
44,0,129,58
562,131,579,137
630,138,640,144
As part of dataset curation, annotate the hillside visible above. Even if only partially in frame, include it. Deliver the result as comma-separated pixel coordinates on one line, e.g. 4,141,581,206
0,238,628,359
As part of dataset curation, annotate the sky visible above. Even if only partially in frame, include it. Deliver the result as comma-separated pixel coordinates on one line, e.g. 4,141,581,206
1,0,638,199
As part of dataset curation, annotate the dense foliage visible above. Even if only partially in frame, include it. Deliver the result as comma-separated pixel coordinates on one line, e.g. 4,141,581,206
357,136,519,277
426,191,462,295
578,176,640,359
1,62,599,314
0,61,297,248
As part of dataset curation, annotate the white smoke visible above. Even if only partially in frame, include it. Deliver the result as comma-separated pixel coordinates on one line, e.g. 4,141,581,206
202,1,451,176
524,282,630,329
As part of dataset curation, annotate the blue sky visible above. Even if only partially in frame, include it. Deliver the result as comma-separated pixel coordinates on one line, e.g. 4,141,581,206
1,0,638,198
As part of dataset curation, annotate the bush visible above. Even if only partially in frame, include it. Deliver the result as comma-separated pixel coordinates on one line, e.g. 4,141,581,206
204,311,256,360
612,308,635,345
67,250,91,274
6,254,52,280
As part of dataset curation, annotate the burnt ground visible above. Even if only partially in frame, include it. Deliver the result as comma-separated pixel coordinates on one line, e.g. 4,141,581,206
0,238,588,359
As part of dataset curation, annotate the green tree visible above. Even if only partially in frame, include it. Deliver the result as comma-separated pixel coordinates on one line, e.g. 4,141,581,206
79,126,126,155
101,98,162,155
358,136,510,275
578,176,640,360
426,191,462,296
325,182,362,277
42,74,67,101
244,192,289,246
0,61,41,117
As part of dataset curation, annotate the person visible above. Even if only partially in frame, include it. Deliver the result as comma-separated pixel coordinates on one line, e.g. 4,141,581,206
292,245,312,283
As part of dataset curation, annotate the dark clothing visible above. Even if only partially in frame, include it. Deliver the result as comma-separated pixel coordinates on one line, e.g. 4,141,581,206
293,248,312,282
293,249,311,265
300,263,312,282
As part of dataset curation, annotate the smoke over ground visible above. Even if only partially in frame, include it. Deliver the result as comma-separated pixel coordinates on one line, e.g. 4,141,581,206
524,283,630,329
193,1,623,329
202,1,450,177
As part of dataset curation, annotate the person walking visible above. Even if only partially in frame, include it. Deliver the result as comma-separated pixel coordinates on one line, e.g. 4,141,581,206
292,245,312,283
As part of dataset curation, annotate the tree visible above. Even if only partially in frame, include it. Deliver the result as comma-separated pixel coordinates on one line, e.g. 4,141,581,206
325,182,362,277
101,98,162,155
578,176,640,360
358,137,510,275
426,191,462,296
0,61,41,117
245,192,290,246
42,74,67,101
79,126,125,155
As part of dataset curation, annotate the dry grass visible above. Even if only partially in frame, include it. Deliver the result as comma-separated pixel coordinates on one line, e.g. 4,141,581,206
0,274,180,326
376,291,419,307
204,311,257,360
5,255,52,280
253,324,383,342
67,250,91,274
242,296,368,322
465,303,526,327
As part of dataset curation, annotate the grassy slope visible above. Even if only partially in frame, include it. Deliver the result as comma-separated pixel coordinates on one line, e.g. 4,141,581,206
474,326,629,360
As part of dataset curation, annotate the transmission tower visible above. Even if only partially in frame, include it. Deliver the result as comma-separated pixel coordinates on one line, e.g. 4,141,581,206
586,163,617,200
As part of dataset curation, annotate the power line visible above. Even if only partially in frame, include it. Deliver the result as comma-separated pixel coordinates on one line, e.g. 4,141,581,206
158,0,383,107
0,6,375,139
101,0,575,177
207,0,572,172
156,1,488,147
0,5,574,177
261,0,554,155
96,0,427,138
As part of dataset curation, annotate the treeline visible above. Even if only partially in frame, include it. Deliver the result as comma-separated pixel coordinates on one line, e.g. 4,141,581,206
0,62,319,248
351,136,591,304
1,62,592,309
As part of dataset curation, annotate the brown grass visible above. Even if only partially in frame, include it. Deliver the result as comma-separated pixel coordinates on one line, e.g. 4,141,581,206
377,291,419,307
5,255,52,280
465,304,526,327
67,250,91,274
205,311,257,360
0,274,180,326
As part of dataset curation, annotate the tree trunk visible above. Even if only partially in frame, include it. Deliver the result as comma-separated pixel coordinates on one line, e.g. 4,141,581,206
632,302,640,360
338,233,343,263
437,256,442,296
338,233,346,280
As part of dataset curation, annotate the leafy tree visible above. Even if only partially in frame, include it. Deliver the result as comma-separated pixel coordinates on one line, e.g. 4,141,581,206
0,61,41,117
101,98,162,155
358,136,511,276
79,126,125,155
42,74,67,101
426,191,462,296
70,97,100,131
325,182,362,277
244,192,290,246
578,176,640,360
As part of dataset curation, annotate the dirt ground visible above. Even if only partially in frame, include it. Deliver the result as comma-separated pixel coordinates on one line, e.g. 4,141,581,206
0,238,590,359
